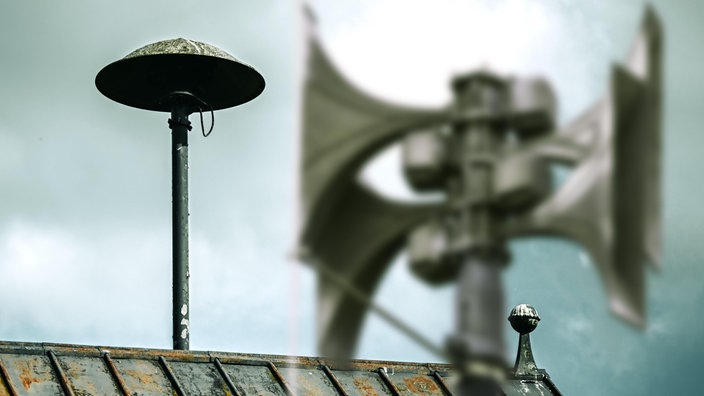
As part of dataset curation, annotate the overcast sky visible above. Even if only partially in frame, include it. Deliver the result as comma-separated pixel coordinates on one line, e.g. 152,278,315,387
0,1,702,395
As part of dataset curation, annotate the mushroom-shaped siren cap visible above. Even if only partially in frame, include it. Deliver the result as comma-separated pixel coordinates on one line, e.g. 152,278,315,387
96,38,265,112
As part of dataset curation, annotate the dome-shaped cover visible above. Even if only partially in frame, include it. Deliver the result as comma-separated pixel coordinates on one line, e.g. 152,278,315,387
96,38,265,112
123,38,241,62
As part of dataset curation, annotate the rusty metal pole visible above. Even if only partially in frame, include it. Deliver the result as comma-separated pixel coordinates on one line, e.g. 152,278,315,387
169,105,191,350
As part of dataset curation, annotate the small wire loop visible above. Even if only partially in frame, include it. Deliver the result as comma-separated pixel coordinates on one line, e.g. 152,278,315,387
199,103,215,137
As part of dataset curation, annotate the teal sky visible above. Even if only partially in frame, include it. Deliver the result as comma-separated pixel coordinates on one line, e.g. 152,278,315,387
0,1,702,395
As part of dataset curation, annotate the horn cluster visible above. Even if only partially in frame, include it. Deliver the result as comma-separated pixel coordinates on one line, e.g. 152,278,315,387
298,6,662,361
404,72,558,286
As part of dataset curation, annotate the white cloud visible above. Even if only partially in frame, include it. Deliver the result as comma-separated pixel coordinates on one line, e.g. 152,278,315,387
0,216,315,353
310,0,613,120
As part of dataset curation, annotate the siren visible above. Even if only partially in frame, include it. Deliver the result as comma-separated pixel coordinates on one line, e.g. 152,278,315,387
298,6,662,359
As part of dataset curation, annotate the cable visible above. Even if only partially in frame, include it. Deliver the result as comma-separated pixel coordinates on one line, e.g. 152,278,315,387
299,251,448,360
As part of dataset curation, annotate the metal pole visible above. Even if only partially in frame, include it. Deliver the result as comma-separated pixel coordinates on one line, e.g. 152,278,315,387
452,119,506,366
446,73,508,392
455,255,506,364
169,105,191,350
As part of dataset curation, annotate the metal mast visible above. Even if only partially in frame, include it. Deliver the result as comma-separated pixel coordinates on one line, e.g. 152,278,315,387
96,38,264,349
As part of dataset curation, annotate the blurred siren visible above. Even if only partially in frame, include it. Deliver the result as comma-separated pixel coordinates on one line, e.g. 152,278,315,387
297,4,662,360
405,77,558,283
297,7,448,359
405,7,662,327
508,76,557,140
501,6,662,327
408,218,456,285
403,130,448,192
492,152,553,211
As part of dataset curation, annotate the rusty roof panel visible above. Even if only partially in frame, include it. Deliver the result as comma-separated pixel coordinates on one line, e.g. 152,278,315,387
57,355,121,396
277,366,338,395
169,361,231,395
0,353,63,395
385,372,445,396
222,363,287,395
111,358,174,395
333,369,394,395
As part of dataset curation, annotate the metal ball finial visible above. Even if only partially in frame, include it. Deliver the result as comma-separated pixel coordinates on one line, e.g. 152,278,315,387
508,304,541,334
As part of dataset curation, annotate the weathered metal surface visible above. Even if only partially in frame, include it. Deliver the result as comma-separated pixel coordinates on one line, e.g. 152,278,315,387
321,365,348,395
112,358,173,395
333,369,395,395
0,354,63,395
431,372,454,396
376,367,401,396
123,38,241,62
267,362,295,395
170,106,191,351
102,354,131,396
0,358,18,396
221,364,287,395
214,358,241,396
158,356,185,396
384,371,446,396
47,350,75,396
278,365,339,395
170,361,231,395
56,355,120,395
0,340,560,395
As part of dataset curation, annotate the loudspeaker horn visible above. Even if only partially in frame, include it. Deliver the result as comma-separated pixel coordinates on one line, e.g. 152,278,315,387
501,6,662,326
298,17,448,358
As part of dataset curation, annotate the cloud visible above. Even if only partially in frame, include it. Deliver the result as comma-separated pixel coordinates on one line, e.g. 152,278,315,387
309,0,615,121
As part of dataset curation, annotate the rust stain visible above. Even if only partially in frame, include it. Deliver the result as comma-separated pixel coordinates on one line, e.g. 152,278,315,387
61,360,101,395
404,376,438,394
295,371,323,396
63,360,85,378
156,350,204,362
353,377,379,396
124,368,161,390
16,363,40,391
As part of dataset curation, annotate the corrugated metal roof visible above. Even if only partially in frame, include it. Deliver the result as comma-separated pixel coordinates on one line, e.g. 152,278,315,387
0,341,560,395
0,341,457,395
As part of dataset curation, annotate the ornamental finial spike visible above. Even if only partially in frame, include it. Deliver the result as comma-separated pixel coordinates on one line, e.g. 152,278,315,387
509,304,541,376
